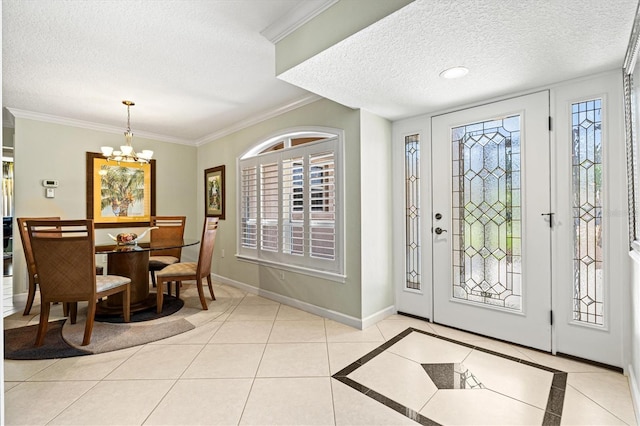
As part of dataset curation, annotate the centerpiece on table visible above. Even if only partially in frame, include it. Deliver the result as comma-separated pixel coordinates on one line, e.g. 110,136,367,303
108,227,158,245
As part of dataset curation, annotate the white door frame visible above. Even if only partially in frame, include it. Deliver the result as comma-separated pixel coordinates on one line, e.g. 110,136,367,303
393,71,626,368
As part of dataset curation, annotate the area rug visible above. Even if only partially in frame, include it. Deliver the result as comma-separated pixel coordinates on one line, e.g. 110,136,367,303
95,295,184,323
4,283,243,360
4,320,90,359
4,295,195,360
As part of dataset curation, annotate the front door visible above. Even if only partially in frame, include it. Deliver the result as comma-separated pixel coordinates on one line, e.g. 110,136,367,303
431,91,552,351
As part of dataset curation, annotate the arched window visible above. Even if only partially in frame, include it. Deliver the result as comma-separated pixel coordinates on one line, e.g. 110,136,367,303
237,128,345,281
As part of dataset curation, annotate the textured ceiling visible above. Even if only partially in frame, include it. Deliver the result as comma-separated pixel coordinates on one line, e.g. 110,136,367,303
3,0,639,145
279,0,639,120
2,0,329,144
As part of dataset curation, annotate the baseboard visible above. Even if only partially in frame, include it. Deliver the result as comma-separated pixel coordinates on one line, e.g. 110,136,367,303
12,291,27,304
362,305,396,329
212,273,393,329
628,363,640,423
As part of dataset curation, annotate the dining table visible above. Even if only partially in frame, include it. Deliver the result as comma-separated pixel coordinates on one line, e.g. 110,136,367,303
94,238,199,315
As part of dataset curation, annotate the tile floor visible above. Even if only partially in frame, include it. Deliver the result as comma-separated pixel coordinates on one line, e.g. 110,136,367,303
3,281,638,425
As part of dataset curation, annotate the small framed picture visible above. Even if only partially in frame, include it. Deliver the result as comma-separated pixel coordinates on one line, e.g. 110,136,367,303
205,165,225,220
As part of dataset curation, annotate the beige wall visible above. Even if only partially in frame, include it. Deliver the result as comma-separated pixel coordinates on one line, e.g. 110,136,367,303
9,97,395,323
12,118,198,295
197,98,368,319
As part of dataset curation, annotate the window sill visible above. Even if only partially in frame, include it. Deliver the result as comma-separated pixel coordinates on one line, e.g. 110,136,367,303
235,254,346,283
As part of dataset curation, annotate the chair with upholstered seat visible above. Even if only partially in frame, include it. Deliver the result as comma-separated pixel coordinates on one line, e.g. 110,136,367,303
148,216,186,290
156,217,218,313
17,216,60,315
27,219,131,346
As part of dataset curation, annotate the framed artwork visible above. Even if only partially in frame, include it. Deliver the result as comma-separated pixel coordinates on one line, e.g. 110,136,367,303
205,165,225,220
86,152,156,228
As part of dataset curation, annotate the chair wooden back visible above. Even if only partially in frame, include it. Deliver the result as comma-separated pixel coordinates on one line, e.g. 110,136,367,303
17,216,60,280
26,219,97,303
150,216,186,259
196,217,219,277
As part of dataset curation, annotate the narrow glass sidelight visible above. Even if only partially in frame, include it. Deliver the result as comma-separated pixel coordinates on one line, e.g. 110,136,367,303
451,116,522,311
572,99,604,326
405,134,421,290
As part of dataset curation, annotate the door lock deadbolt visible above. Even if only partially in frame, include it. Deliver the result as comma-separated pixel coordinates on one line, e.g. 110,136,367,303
435,213,442,220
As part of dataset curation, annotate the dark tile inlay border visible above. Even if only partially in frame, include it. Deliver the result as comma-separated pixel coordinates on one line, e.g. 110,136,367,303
331,327,568,425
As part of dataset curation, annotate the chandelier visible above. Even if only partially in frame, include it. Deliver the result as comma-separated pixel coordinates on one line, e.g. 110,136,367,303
100,100,153,163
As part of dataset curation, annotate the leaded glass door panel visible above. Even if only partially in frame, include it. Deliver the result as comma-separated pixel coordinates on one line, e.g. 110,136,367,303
432,91,552,351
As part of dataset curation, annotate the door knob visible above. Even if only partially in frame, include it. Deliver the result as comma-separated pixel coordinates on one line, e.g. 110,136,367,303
434,227,447,235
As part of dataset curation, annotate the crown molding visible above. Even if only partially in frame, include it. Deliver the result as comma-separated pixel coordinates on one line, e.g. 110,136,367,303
5,107,194,145
260,0,339,43
624,0,640,74
194,93,323,146
6,93,324,147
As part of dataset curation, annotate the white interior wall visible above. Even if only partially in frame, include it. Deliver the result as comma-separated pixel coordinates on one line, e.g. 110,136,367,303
360,110,394,322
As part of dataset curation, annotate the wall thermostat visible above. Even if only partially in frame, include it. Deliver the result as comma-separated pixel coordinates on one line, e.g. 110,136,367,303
42,179,59,188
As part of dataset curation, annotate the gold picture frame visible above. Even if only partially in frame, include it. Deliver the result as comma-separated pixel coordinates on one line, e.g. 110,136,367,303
86,152,156,228
205,165,225,220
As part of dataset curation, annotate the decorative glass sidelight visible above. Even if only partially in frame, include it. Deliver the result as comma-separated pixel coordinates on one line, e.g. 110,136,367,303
451,116,522,310
405,134,421,290
572,99,604,325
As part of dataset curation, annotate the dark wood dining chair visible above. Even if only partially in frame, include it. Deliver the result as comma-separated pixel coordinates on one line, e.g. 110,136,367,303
148,216,186,290
156,217,218,313
27,219,131,346
16,216,60,315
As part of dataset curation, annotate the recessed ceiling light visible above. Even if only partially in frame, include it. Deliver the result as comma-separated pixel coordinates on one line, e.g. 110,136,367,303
440,66,469,79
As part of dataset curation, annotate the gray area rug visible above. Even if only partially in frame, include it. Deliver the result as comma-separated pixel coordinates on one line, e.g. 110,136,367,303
4,283,242,360
4,297,195,359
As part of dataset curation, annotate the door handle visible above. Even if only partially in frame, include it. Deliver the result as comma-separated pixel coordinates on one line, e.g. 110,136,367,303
434,227,447,235
541,212,554,228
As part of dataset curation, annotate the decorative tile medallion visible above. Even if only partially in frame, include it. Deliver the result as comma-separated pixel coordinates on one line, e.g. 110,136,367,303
332,327,567,426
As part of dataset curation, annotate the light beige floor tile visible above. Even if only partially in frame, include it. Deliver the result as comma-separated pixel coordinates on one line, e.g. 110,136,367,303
209,320,274,343
327,342,382,374
4,358,59,381
387,331,472,364
27,347,139,381
144,378,253,425
332,379,420,425
348,351,437,412
515,347,613,373
428,323,497,344
276,304,323,321
106,344,203,379
239,294,280,305
463,349,553,409
257,343,329,377
561,385,627,425
269,320,327,343
182,343,265,378
470,339,538,362
5,380,97,425
375,318,435,340
567,372,637,425
325,319,385,343
240,377,334,425
227,304,279,321
148,319,223,344
4,381,20,391
421,389,545,425
48,379,174,425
